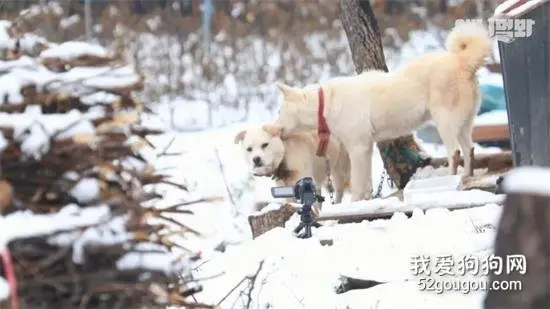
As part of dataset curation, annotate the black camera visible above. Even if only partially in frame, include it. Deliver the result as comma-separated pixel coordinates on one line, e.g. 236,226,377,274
271,177,323,238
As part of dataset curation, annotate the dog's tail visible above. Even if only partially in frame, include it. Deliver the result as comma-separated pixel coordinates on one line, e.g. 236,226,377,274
445,21,492,70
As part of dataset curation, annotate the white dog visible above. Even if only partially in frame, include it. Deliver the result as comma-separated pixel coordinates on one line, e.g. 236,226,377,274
234,124,350,204
274,21,492,201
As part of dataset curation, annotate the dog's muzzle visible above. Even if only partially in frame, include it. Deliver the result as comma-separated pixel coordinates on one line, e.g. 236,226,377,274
252,156,263,167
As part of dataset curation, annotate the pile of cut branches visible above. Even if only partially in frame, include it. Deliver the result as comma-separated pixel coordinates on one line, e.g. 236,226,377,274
0,20,213,309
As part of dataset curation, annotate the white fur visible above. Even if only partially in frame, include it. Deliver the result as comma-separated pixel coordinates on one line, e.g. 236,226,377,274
234,125,350,204
275,21,493,201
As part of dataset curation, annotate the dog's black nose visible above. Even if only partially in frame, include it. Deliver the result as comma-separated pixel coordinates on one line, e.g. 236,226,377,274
253,156,263,166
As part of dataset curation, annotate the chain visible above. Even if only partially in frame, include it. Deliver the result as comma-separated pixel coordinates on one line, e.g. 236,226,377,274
325,159,389,201
324,158,335,204
371,170,387,199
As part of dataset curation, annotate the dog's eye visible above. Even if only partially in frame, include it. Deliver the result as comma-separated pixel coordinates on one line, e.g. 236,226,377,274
246,147,252,152
261,143,269,149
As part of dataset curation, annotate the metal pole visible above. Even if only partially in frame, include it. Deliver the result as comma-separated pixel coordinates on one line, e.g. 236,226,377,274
84,0,92,41
202,0,214,57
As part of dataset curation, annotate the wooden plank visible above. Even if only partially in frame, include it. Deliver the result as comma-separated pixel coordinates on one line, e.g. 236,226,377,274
429,151,513,172
317,191,504,222
318,201,497,222
472,124,509,142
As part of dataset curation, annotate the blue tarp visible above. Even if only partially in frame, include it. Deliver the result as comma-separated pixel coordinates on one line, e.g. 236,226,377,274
479,83,506,115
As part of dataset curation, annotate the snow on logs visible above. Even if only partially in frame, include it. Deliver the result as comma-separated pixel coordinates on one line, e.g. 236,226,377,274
0,20,205,309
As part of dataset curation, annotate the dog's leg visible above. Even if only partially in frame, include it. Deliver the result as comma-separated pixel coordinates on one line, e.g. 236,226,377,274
348,144,372,201
451,150,460,175
334,190,344,204
432,114,461,175
364,144,373,200
331,170,347,204
458,121,475,177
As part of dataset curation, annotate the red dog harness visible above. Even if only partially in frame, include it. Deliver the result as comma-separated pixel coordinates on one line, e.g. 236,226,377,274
316,87,330,157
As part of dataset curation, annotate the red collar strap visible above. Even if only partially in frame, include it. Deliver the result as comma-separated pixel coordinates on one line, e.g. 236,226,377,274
316,87,330,157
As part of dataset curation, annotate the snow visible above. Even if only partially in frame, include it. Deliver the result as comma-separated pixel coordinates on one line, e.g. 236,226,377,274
69,177,101,204
39,41,109,61
0,204,110,250
0,56,37,71
0,40,139,104
0,74,27,104
49,214,130,264
0,108,96,159
52,65,140,90
80,91,120,105
477,67,504,87
193,203,502,309
0,21,14,50
403,175,462,200
474,110,508,126
59,15,81,29
44,211,184,275
18,33,52,54
319,190,504,218
0,132,7,152
139,94,512,309
501,166,550,196
82,71,140,90
116,250,184,276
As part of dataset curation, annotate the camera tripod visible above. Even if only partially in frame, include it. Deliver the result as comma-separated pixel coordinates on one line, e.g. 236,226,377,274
271,177,324,239
292,194,324,239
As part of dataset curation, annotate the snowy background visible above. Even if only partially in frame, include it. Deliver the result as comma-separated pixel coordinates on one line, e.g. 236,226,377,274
0,1,514,308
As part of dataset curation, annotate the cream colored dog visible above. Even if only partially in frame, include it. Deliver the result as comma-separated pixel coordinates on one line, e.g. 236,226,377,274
275,21,492,201
234,124,350,204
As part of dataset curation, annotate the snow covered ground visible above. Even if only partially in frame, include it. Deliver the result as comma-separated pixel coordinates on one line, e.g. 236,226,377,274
192,203,503,309
144,109,508,308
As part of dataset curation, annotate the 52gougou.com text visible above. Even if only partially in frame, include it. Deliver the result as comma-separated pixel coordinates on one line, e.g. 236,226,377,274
418,277,522,294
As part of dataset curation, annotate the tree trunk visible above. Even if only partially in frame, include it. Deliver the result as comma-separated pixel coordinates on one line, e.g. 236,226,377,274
484,170,550,309
338,0,431,189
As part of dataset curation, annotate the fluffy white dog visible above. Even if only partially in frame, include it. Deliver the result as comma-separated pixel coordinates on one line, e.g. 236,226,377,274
234,124,350,204
274,21,492,201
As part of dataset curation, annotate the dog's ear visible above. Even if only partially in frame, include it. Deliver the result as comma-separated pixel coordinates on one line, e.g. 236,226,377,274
276,82,297,96
262,124,284,137
233,130,246,144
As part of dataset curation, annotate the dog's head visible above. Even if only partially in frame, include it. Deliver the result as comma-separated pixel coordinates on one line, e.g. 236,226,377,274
233,124,286,176
275,81,308,134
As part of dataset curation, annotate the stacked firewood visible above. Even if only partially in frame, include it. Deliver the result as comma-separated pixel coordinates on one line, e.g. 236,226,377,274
0,20,213,309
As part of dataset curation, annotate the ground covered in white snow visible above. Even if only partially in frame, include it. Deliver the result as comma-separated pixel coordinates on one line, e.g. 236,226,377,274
143,119,509,309
191,202,503,309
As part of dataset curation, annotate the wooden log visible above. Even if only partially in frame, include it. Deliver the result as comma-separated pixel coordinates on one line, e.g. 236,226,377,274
248,203,297,239
0,180,14,214
461,171,508,193
335,275,385,294
472,124,509,142
429,151,513,172
485,167,550,309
